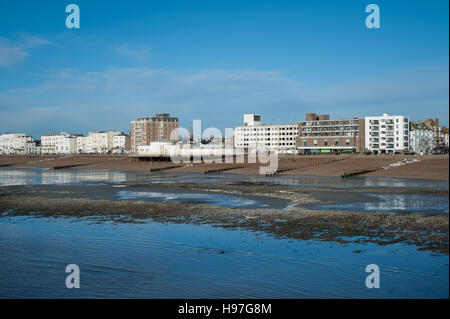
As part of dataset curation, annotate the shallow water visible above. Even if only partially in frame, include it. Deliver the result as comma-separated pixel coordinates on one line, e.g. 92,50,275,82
0,167,128,186
310,193,449,214
0,216,448,298
0,167,448,298
116,190,265,208
1,167,448,190
1,167,448,214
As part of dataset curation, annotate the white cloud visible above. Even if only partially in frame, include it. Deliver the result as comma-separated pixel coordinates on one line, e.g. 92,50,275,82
115,43,151,62
0,35,50,69
0,42,29,68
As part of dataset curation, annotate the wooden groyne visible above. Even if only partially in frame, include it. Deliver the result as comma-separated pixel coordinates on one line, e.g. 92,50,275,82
149,165,181,172
265,167,296,176
204,166,244,174
53,162,95,170
341,168,379,178
266,156,351,176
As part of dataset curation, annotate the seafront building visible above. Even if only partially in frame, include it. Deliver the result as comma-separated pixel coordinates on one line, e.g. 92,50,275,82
85,131,123,154
41,131,129,154
410,118,449,153
76,136,88,153
295,113,365,153
113,134,131,154
131,113,179,153
234,114,298,151
410,129,434,154
41,132,79,154
364,113,410,154
0,133,36,154
2,112,447,156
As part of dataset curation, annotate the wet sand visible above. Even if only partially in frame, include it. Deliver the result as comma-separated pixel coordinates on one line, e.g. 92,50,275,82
1,154,448,180
1,182,448,254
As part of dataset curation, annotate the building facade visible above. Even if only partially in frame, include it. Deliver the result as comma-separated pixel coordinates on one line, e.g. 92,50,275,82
76,136,88,153
410,118,449,153
113,134,131,153
0,133,36,154
410,129,434,154
41,131,124,154
234,114,298,151
41,132,78,154
130,113,179,153
365,113,409,154
295,113,365,153
85,131,122,154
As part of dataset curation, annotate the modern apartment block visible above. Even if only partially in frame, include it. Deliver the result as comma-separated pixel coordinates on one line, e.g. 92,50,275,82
130,113,179,153
234,114,298,150
365,113,409,154
0,133,36,154
295,113,365,153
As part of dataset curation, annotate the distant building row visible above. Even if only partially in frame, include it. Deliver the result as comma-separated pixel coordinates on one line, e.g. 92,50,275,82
0,131,130,155
234,113,449,154
2,112,448,156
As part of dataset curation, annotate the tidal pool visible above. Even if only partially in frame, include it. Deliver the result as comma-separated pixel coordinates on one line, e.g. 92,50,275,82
309,193,449,214
116,190,270,208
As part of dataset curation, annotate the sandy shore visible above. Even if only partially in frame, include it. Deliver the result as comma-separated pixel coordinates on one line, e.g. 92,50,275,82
1,153,448,180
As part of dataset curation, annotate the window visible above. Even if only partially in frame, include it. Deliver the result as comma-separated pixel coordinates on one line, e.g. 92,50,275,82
303,141,307,146
345,139,350,145
335,140,339,146
324,140,328,146
313,140,317,145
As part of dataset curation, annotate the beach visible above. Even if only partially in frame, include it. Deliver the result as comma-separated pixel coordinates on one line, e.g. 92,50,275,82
0,160,448,254
0,153,448,180
0,156,448,298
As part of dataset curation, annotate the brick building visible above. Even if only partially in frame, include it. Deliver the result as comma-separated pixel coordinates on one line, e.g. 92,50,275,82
295,113,365,153
130,113,178,153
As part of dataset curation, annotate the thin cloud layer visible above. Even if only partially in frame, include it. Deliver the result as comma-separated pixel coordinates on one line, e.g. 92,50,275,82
1,65,448,138
0,35,50,69
115,44,151,62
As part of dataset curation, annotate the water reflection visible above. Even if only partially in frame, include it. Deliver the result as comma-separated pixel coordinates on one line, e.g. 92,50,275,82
0,167,447,190
116,190,260,208
0,167,127,186
312,193,449,214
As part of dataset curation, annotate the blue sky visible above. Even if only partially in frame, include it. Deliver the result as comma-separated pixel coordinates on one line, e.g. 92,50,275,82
0,0,448,138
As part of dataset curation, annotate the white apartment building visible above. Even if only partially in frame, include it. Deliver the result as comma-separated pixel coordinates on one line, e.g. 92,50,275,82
234,114,299,151
76,136,88,153
410,130,434,154
41,131,126,154
0,133,35,154
113,134,130,153
41,132,78,154
365,113,410,154
86,131,123,154
24,140,40,154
